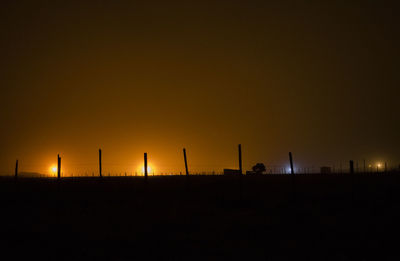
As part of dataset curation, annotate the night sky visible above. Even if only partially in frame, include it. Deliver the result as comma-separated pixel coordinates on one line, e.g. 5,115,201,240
1,0,399,175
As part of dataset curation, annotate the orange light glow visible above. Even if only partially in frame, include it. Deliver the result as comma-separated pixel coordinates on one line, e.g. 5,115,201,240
139,164,154,175
50,165,57,176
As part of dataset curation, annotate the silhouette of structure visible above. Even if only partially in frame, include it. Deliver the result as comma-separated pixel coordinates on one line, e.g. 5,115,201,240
350,160,354,174
238,144,242,175
99,149,102,177
57,154,61,179
363,159,366,173
144,153,148,182
183,148,189,176
15,160,18,178
289,152,294,174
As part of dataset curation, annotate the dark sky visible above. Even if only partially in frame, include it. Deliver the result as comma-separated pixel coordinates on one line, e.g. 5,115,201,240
1,0,399,175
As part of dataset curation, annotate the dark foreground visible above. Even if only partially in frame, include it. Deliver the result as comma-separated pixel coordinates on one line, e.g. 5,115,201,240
1,173,400,260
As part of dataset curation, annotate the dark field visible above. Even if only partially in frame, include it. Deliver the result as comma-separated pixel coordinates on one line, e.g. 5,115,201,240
1,173,400,260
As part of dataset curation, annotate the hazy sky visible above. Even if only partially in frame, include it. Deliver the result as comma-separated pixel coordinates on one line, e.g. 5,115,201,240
1,0,399,175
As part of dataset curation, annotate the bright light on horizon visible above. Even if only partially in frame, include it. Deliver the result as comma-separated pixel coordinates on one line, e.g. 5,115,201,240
138,164,155,175
50,165,57,175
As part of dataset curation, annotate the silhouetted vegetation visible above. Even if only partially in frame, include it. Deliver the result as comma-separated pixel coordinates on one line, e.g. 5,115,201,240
252,163,266,174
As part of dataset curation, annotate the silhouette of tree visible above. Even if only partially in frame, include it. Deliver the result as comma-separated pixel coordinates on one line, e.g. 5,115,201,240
252,163,266,174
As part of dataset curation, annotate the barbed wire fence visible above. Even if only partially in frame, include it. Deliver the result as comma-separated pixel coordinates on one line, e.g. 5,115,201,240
2,150,400,178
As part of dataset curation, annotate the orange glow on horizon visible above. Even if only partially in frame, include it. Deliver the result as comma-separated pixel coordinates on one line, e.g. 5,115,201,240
139,164,154,175
50,165,57,176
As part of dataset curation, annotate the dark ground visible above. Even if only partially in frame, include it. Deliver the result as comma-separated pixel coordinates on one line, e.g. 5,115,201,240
1,173,400,260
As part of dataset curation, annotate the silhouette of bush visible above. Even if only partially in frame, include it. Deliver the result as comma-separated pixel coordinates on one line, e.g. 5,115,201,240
252,163,266,174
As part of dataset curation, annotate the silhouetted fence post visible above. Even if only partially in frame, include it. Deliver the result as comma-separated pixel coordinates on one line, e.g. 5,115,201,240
350,160,354,174
99,149,102,178
238,144,243,201
289,152,294,175
183,148,189,176
363,159,366,173
385,162,387,173
238,144,242,175
144,153,148,183
15,160,18,179
289,152,296,203
57,154,61,180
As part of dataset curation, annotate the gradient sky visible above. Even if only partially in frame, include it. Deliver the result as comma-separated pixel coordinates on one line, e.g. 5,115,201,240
1,0,399,175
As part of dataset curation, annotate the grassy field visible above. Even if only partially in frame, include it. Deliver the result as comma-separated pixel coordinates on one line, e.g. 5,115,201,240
1,173,400,260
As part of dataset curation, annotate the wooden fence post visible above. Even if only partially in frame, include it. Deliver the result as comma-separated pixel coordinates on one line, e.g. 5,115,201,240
363,159,366,173
144,153,148,182
289,152,294,175
238,144,242,175
289,152,295,203
15,160,18,179
57,154,61,180
183,148,189,176
350,160,354,174
99,149,102,178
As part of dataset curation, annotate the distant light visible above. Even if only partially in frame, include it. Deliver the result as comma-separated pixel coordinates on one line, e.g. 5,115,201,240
140,164,154,175
50,165,57,175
